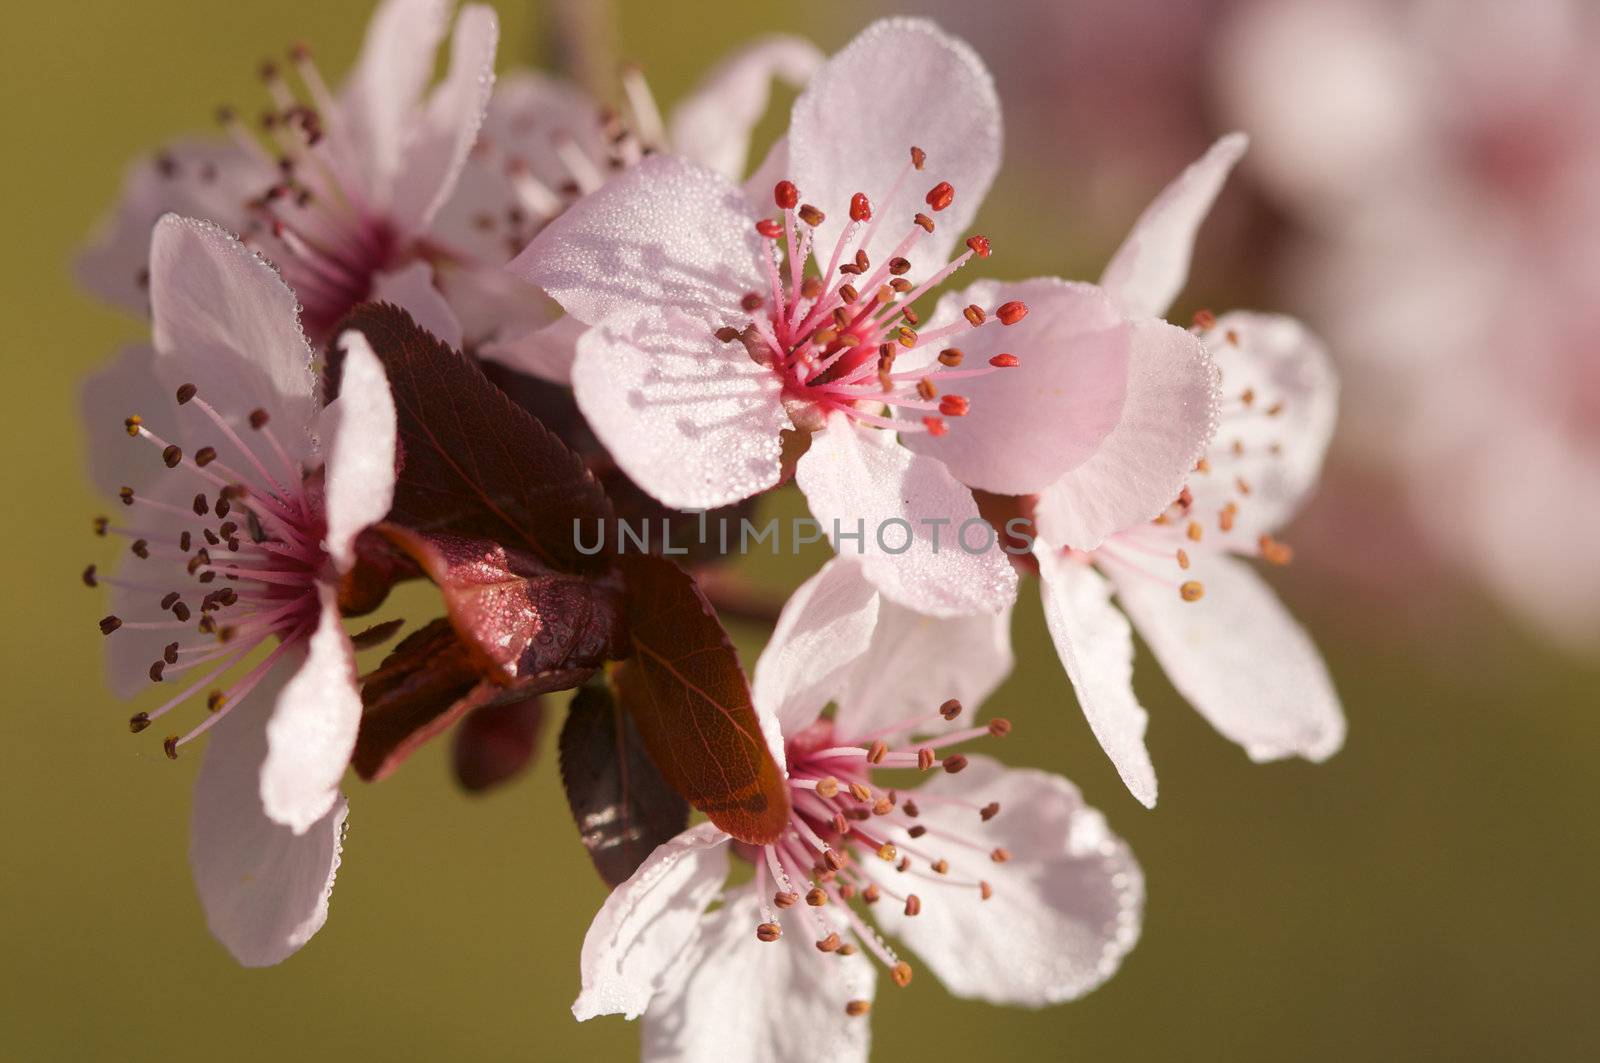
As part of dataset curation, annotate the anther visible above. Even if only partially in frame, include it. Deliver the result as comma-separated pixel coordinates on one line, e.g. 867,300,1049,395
910,146,927,169
963,304,986,326
939,698,962,720
904,894,922,916
990,847,1011,863
996,301,1028,325
816,933,841,953
194,447,218,467
943,754,969,774
917,748,935,771
816,776,840,799
845,1000,872,1017
925,182,954,211
128,712,150,734
987,717,1012,737
756,922,782,943
774,890,798,909
867,739,888,764
850,192,872,221
81,564,98,587
175,383,197,405
124,415,142,437
914,212,935,233
773,180,798,210
980,802,1001,822
966,235,991,257
163,736,180,760
989,353,1019,368
798,204,825,227
99,615,122,635
1180,581,1205,602
938,395,969,417
805,887,827,907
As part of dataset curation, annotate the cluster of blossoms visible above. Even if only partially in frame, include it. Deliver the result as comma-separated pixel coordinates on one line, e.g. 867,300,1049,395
78,2,1345,1057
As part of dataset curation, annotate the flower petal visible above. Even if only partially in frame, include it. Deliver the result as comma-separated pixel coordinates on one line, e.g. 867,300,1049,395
669,35,823,178
1036,547,1158,807
509,154,765,328
1034,318,1217,551
148,215,320,454
641,886,876,1063
389,4,499,232
874,755,1143,1005
339,0,452,205
76,142,257,315
795,417,1018,618
573,822,730,1022
370,263,464,351
1110,551,1345,763
834,592,1013,741
753,556,881,747
1100,133,1248,320
190,680,347,967
1190,312,1338,541
570,310,788,510
320,331,398,573
260,587,363,833
789,18,1001,278
904,279,1130,494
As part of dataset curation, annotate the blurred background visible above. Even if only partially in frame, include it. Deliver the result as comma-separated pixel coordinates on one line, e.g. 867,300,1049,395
3,0,1597,1059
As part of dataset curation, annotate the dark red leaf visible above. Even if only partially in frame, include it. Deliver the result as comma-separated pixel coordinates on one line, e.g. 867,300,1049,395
380,524,627,682
338,303,613,576
613,554,789,845
559,680,690,887
453,697,546,793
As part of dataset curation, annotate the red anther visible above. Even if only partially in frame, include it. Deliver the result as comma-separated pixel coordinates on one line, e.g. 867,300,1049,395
925,181,955,212
996,300,1028,325
965,235,991,258
938,395,970,417
850,192,872,221
988,353,1019,368
922,417,948,437
755,218,783,239
774,180,798,210
910,146,927,169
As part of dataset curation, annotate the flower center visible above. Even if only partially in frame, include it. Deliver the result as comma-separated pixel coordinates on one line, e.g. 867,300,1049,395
717,148,1029,438
89,383,328,757
740,698,1015,1016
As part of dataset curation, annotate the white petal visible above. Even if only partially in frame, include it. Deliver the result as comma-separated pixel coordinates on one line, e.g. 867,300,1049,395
339,0,452,205
669,35,823,178
478,314,585,385
753,556,881,749
1100,133,1248,320
641,886,875,1063
795,418,1017,618
389,4,499,232
1036,547,1158,807
319,332,398,573
873,755,1143,1005
789,18,1001,277
834,594,1013,741
1035,318,1218,551
75,142,258,315
1190,311,1338,541
573,823,730,1022
571,311,788,510
904,278,1130,494
148,215,320,455
370,262,464,350
1111,551,1345,762
261,587,364,833
191,679,347,967
509,154,765,328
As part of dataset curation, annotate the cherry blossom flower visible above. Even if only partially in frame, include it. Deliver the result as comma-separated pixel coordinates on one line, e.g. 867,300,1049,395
82,215,397,965
509,18,1058,616
1219,0,1600,651
78,0,499,343
570,557,1141,1061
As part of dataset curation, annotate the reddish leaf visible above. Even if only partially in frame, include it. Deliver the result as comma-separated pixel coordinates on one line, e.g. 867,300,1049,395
338,303,613,576
353,618,589,782
453,697,546,793
380,524,627,682
613,554,789,844
559,681,691,886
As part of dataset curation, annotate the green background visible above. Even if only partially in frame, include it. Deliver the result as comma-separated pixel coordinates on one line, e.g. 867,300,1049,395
3,2,1596,1060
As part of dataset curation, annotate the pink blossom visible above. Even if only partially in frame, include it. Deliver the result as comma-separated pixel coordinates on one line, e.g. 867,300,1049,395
1218,0,1600,650
82,216,397,964
570,557,1141,1060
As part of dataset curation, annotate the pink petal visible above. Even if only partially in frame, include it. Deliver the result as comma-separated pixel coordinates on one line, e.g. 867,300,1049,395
339,0,452,205
1111,551,1345,763
795,418,1018,618
873,755,1143,1004
1101,133,1248,320
509,154,766,328
260,587,364,833
573,822,730,1021
1036,547,1158,808
389,4,499,232
641,886,876,1063
669,35,823,178
320,332,398,573
148,215,320,457
904,279,1130,494
370,263,464,351
1034,318,1218,551
789,18,1001,279
570,311,788,510
190,681,347,967
753,556,882,755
